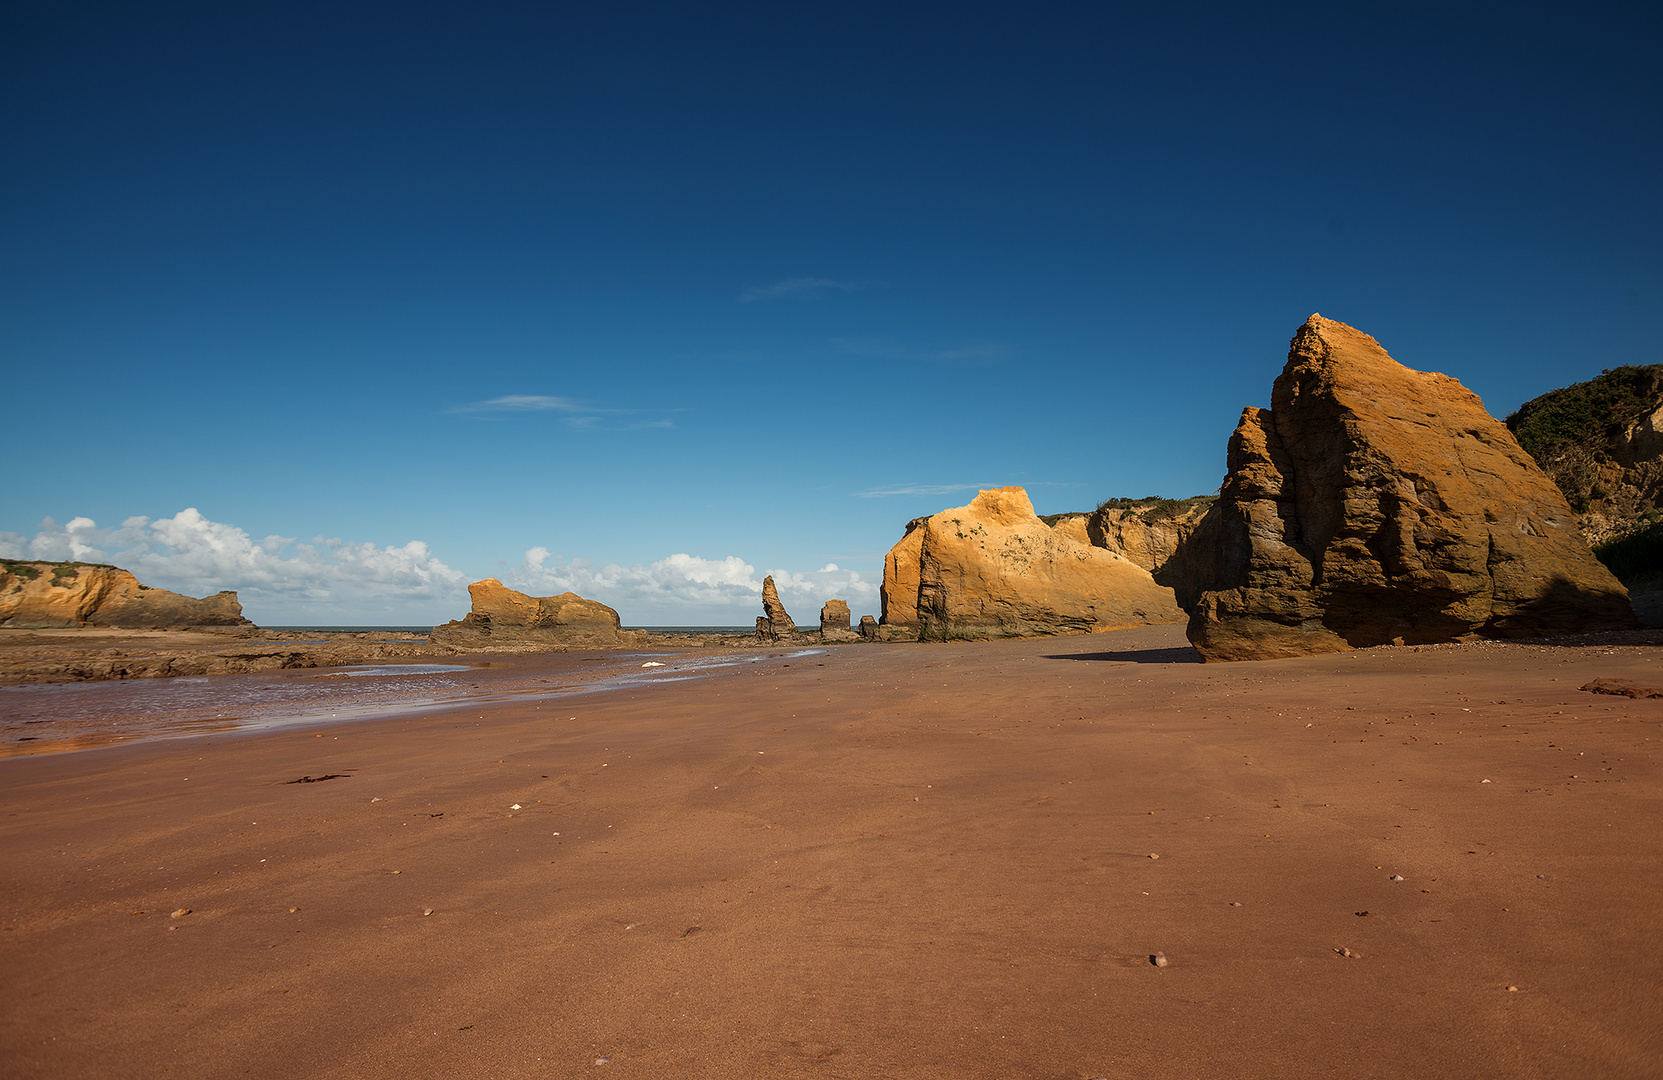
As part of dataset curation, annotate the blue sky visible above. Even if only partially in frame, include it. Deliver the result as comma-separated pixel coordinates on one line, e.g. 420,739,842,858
3,2,1659,625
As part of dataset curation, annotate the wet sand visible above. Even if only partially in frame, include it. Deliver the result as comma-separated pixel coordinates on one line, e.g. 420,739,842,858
1,624,1659,1079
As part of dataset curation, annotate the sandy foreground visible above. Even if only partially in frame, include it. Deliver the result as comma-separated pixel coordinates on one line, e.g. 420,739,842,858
0,624,1659,1080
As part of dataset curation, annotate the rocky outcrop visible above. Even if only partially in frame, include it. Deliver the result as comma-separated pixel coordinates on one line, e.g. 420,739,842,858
880,486,1186,638
430,579,622,646
820,598,851,633
818,599,861,642
881,521,927,626
1082,498,1214,574
859,615,880,639
1505,365,1663,545
755,576,798,642
0,561,250,629
1169,315,1636,661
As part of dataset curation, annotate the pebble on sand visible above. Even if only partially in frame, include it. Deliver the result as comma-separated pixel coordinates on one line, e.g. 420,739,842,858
1150,952,1168,967
170,908,191,918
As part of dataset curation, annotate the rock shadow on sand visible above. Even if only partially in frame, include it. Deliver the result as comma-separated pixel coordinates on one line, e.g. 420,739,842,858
1043,645,1203,665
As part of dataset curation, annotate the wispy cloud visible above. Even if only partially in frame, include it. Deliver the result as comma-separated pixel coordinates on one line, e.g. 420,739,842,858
854,483,998,499
832,338,1011,362
450,394,673,432
451,395,589,413
740,277,865,303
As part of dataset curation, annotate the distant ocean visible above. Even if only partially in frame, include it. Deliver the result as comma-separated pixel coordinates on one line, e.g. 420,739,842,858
630,626,754,635
263,626,434,634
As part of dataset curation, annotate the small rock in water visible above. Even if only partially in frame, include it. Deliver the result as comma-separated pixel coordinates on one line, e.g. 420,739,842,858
1150,952,1168,967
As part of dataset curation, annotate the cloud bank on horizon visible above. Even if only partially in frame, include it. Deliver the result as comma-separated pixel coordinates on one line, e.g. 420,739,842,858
0,512,878,627
511,548,878,625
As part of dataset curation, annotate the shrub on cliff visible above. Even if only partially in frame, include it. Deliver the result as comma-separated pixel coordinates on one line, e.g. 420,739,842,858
1506,365,1663,465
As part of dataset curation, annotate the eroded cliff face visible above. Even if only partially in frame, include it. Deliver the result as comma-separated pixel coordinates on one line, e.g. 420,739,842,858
880,487,1184,638
429,578,622,646
0,562,249,629
1168,315,1635,661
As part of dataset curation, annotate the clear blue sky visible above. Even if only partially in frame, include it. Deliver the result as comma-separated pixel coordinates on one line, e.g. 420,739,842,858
3,2,1659,625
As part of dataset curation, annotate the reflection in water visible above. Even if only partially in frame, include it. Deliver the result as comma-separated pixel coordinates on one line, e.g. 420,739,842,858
0,651,823,757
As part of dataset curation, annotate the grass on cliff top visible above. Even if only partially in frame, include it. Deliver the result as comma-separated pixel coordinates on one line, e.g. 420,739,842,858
1038,496,1213,528
1093,494,1216,522
1506,365,1663,463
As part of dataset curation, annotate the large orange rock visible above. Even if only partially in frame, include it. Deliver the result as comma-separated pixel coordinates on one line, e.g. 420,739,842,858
1169,315,1636,661
880,487,1185,638
430,578,622,646
0,561,249,628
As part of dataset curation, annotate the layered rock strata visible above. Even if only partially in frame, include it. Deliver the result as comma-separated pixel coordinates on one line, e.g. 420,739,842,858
0,561,250,629
1169,314,1636,661
430,579,622,646
818,599,861,642
881,486,1185,638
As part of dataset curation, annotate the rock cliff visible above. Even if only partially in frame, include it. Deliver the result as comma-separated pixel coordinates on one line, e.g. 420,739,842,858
881,486,1185,638
1169,315,1636,661
430,579,622,646
0,561,250,629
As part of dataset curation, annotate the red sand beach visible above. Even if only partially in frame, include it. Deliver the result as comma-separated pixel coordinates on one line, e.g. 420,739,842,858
1,624,1659,1079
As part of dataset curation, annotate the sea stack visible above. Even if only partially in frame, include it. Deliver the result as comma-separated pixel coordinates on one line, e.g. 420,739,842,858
755,575,797,641
1167,314,1636,661
430,579,622,646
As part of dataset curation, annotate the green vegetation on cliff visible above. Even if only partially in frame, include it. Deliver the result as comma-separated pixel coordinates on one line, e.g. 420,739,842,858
1094,495,1215,522
1506,365,1663,464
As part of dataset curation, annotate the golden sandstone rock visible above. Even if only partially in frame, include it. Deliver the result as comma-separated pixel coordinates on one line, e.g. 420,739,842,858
0,561,249,629
1168,315,1635,661
430,578,622,646
880,486,1184,638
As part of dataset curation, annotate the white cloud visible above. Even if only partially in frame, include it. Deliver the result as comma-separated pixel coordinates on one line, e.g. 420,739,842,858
509,549,880,625
452,395,588,413
450,394,673,432
2,510,469,624
855,483,995,498
739,277,864,302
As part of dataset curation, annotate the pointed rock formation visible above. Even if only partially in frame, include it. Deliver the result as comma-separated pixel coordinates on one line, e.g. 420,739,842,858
0,561,250,628
1168,315,1636,661
430,579,622,646
755,575,797,641
880,486,1185,638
